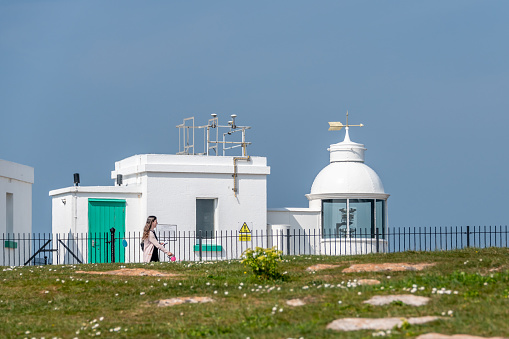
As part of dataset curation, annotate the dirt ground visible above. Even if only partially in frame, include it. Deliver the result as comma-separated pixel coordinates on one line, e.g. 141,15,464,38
306,262,435,273
342,262,436,273
75,268,179,277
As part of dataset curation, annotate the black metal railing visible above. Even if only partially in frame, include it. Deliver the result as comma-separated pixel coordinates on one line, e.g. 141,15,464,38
1,225,507,267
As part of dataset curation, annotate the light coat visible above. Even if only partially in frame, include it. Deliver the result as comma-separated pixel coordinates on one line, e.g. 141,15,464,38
143,231,167,262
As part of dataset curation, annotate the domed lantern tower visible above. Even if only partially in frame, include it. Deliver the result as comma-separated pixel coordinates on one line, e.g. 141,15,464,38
305,113,389,254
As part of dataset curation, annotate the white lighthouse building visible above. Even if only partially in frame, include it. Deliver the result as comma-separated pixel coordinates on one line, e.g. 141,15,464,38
268,114,389,254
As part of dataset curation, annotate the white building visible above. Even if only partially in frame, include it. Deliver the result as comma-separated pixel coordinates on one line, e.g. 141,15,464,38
0,159,34,265
50,116,270,263
50,115,389,263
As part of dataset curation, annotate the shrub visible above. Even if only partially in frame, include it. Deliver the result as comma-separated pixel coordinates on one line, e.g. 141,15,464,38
241,247,283,280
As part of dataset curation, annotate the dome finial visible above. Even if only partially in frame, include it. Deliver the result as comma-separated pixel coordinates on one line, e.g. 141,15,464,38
328,110,364,141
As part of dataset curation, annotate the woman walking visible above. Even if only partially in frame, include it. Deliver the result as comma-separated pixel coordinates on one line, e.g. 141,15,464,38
142,216,173,262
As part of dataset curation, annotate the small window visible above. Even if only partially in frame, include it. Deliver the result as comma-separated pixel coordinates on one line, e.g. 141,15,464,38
196,199,216,239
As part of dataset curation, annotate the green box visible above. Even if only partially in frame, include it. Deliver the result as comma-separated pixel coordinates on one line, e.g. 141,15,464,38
193,244,223,252
4,241,17,249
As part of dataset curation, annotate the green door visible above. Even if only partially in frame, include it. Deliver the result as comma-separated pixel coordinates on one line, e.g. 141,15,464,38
88,199,126,263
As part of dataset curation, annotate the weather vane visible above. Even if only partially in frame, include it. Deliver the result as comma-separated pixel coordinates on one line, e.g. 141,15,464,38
328,111,364,131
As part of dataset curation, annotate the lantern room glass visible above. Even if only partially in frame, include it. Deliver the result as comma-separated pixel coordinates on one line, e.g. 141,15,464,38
349,199,374,238
376,199,385,239
322,198,386,239
322,199,347,238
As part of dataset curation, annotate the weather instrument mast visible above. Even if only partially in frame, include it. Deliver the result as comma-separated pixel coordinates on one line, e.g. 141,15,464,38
176,114,251,157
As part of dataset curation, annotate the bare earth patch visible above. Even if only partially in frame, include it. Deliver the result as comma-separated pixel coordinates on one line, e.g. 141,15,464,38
306,264,340,271
488,266,504,272
416,333,507,339
286,299,307,307
327,316,444,331
157,297,214,307
357,279,381,285
363,294,430,306
75,268,178,277
343,262,436,273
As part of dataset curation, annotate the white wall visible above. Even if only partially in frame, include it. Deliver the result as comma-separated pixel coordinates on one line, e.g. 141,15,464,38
50,187,143,235
267,208,320,255
49,153,270,262
49,187,143,264
112,154,269,236
0,159,34,265
148,172,267,234
267,208,320,232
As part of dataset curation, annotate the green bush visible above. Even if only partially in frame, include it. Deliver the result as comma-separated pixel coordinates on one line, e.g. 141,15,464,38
241,247,283,280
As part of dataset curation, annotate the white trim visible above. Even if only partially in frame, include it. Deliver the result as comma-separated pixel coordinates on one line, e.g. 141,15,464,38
49,186,142,197
267,207,320,213
306,193,390,201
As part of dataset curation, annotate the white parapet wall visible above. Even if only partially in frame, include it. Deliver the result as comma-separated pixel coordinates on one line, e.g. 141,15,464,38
267,208,321,255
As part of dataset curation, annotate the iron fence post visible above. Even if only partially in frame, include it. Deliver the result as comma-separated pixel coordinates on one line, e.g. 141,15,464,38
466,225,470,248
198,231,203,261
286,228,290,255
110,228,116,263
376,228,380,253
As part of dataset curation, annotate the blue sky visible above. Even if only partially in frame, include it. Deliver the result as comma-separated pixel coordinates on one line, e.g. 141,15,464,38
1,1,508,233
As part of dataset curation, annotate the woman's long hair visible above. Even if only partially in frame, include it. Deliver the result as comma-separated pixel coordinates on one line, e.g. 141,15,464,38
142,216,157,240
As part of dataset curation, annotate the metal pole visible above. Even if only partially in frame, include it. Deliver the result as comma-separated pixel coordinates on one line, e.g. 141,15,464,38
286,228,290,255
198,231,202,262
110,228,116,263
466,225,470,248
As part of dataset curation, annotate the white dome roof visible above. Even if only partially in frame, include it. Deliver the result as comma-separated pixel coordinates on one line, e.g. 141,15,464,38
308,126,387,198
310,161,385,195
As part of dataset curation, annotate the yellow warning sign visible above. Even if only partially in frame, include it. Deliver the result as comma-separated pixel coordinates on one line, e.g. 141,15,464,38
239,222,251,241
239,222,251,233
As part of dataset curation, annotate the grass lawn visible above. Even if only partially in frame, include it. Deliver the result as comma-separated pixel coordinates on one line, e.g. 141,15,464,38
1,247,508,338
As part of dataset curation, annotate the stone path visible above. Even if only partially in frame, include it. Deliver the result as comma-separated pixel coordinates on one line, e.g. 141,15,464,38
286,299,306,307
416,334,507,339
363,294,430,306
157,296,214,307
327,316,444,331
